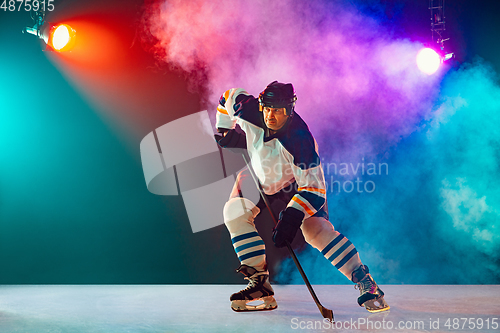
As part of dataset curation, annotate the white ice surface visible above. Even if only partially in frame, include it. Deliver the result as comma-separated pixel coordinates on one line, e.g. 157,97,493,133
0,285,499,332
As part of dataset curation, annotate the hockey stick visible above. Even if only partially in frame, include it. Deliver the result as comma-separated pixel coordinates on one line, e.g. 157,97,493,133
241,153,334,323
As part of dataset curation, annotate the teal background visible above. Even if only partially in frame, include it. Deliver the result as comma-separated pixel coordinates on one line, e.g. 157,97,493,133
1,0,499,284
0,2,241,284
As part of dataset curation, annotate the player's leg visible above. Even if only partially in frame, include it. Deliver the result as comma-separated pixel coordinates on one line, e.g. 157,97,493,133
301,216,389,312
223,172,277,312
301,216,361,277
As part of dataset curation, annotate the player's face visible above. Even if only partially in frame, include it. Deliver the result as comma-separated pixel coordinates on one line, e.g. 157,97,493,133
263,107,289,131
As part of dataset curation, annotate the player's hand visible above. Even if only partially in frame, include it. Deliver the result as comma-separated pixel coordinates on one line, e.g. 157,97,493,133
214,129,247,149
272,208,304,248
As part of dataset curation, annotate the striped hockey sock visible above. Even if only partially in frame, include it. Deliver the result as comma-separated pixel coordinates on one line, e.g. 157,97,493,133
224,197,266,271
301,217,363,280
231,231,266,269
320,232,362,279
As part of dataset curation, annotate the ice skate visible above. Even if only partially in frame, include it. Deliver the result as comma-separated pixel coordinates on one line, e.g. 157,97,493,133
352,265,390,313
230,264,277,312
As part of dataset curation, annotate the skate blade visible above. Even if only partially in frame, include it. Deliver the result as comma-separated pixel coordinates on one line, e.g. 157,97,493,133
231,296,278,312
364,296,390,313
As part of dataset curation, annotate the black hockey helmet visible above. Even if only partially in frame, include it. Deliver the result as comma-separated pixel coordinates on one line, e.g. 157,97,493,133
258,81,297,116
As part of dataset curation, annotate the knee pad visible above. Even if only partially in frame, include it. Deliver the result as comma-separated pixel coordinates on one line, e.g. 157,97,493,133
224,197,260,230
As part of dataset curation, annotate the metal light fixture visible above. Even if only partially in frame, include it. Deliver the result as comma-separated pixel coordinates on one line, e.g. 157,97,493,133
23,6,76,52
429,0,454,62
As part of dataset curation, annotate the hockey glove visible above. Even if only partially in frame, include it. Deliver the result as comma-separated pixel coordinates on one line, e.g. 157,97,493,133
272,208,305,248
214,129,247,150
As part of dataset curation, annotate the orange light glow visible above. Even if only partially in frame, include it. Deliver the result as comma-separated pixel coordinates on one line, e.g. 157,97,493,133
48,24,76,52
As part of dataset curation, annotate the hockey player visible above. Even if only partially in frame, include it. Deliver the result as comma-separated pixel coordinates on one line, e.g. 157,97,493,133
214,81,389,313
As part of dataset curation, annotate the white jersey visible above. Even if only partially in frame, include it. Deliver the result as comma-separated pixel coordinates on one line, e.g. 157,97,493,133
216,88,327,219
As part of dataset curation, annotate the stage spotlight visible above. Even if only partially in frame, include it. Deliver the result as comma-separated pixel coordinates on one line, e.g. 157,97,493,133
45,24,77,52
416,47,441,75
23,10,76,52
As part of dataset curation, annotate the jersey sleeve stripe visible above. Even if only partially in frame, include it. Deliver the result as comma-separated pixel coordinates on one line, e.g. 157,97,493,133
290,196,315,216
224,89,231,100
296,191,325,213
297,187,326,195
217,104,229,115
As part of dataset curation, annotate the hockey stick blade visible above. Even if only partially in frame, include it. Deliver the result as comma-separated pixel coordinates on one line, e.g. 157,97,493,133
320,307,334,323
286,241,334,323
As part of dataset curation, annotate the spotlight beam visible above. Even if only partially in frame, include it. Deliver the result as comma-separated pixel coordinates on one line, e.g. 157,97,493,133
417,48,441,75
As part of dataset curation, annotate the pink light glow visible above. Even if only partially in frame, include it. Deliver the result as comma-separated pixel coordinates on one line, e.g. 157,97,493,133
416,48,441,75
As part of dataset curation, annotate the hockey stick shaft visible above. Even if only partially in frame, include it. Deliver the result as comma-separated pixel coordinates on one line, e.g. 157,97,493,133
241,153,334,322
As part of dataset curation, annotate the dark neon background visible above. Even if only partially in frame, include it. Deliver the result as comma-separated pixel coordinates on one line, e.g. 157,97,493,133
0,0,499,284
